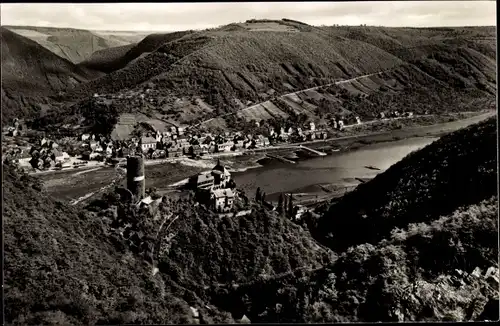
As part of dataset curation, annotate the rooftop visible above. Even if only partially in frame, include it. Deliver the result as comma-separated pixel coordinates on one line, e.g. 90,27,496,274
141,136,157,144
212,188,235,198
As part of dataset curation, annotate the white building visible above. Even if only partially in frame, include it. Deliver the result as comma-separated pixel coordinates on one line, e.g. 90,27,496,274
141,136,157,152
309,121,316,132
211,188,235,212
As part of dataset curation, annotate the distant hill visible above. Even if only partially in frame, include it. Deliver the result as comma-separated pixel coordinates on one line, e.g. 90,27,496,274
61,20,495,130
0,27,103,124
314,116,498,252
3,25,148,63
80,31,193,73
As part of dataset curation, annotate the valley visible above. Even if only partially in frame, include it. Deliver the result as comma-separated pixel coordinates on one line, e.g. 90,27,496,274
2,12,498,325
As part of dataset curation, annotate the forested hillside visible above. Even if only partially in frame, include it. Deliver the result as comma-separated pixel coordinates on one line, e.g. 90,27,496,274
315,117,498,251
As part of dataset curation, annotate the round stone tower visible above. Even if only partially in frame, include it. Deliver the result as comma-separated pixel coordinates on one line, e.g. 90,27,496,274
127,155,145,200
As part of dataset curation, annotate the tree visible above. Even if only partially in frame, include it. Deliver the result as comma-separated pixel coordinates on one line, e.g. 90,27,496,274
288,193,294,218
261,192,266,204
278,194,284,214
256,187,262,202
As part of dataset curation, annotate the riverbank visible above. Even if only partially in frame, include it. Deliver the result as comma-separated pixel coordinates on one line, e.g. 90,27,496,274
38,111,495,203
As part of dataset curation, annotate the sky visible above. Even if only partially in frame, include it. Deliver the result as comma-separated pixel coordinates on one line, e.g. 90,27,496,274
1,1,496,32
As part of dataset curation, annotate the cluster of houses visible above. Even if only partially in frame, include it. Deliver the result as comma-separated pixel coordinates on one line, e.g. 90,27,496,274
11,137,71,170
188,160,237,213
5,118,26,137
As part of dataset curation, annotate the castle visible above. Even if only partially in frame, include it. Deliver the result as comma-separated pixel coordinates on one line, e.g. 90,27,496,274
189,160,235,213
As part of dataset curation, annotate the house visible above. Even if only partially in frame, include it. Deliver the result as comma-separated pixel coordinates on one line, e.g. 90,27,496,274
355,116,361,125
309,121,316,132
166,146,182,158
81,134,91,141
61,151,71,161
106,146,113,156
189,145,202,157
89,152,103,160
338,120,345,130
200,144,209,154
308,133,316,141
216,142,233,153
177,127,184,135
155,131,162,142
89,140,98,151
141,136,157,152
293,205,308,221
50,149,64,162
94,143,104,153
176,136,190,148
279,133,289,141
211,188,235,213
287,127,294,135
235,140,245,149
16,152,32,166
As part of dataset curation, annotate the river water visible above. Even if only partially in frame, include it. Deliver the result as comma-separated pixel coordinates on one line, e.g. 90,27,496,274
232,136,439,199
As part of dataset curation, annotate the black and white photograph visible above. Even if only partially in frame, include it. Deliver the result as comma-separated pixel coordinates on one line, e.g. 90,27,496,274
1,1,498,324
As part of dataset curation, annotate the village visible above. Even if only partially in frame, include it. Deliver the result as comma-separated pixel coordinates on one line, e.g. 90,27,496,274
2,108,414,175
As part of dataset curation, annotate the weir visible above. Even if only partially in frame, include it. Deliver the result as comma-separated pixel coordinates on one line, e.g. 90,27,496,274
299,145,327,156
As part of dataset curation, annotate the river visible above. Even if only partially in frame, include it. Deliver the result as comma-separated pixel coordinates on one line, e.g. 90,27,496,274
232,136,438,200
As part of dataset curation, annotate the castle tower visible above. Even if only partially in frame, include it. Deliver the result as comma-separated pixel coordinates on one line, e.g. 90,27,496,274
127,155,146,199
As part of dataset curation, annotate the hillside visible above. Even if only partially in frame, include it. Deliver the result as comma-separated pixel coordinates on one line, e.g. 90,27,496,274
314,117,498,252
80,31,193,73
210,197,498,323
203,118,499,323
1,27,103,124
3,25,148,63
54,21,495,132
3,162,236,325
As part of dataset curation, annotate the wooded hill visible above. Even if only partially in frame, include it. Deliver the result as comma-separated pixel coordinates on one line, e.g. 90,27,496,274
204,117,499,323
